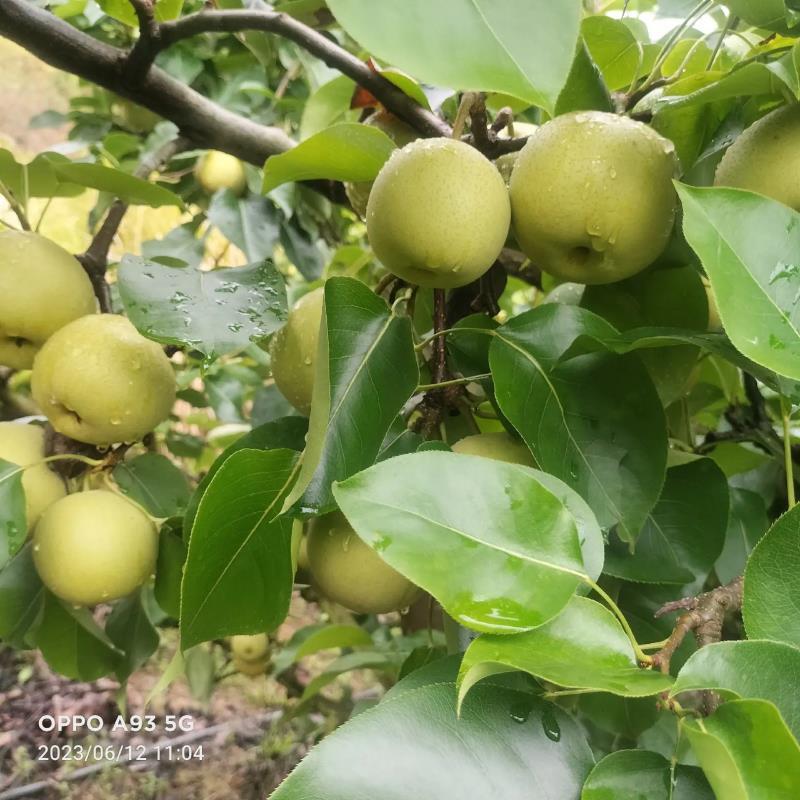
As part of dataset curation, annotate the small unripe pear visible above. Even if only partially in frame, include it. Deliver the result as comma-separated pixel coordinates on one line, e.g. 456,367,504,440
269,287,324,415
346,111,418,218
231,633,269,662
367,138,511,289
0,230,96,369
715,105,800,210
452,432,534,466
33,490,157,606
31,314,176,446
195,150,248,196
0,422,65,530
233,656,268,676
510,111,678,285
495,121,539,185
307,511,420,614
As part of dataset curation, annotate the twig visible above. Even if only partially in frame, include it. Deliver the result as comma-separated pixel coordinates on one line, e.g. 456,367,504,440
467,93,490,153
432,289,447,385
490,106,514,135
76,135,188,311
156,10,450,138
652,576,744,712
0,183,31,231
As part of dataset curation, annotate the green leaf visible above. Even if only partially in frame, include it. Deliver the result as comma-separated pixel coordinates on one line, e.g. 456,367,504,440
300,76,357,140
154,527,186,618
555,40,614,116
272,682,594,799
334,452,587,634
286,277,419,514
262,124,395,193
180,449,299,649
34,592,121,681
744,504,800,647
458,596,671,709
684,699,800,799
582,265,709,406
272,623,374,674
678,184,800,380
326,0,582,114
207,191,282,262
0,459,26,569
0,149,84,199
582,750,713,800
490,304,667,542
672,640,800,739
98,0,184,27
604,458,728,584
0,545,43,647
716,488,769,585
118,255,288,359
112,453,191,519
581,16,642,92
49,160,181,207
105,592,160,681
184,416,308,533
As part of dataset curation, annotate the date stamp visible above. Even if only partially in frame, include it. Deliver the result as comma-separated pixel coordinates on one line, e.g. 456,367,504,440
34,715,204,763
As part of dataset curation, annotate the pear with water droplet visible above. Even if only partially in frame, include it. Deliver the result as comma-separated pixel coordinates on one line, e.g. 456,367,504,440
31,314,175,446
510,111,678,285
0,422,66,530
307,511,420,614
0,230,96,369
33,489,157,606
194,150,248,196
345,110,418,219
268,287,324,415
367,138,511,289
452,432,534,466
715,105,800,211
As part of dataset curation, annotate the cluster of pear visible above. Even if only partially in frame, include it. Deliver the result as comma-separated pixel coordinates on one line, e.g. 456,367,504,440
0,229,176,607
357,110,680,289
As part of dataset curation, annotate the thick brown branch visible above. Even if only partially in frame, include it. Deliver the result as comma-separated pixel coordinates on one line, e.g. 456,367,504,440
157,10,451,139
0,0,295,166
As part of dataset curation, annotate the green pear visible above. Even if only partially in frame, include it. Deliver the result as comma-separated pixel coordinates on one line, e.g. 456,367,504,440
366,138,511,289
715,105,800,210
31,314,176,446
510,111,678,285
33,489,157,606
495,121,539,185
269,287,324,415
0,230,96,369
0,422,66,530
231,633,269,662
346,110,418,218
195,150,248,196
451,432,534,466
307,511,420,614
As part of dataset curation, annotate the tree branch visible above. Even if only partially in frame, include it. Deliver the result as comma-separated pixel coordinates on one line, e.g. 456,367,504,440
156,10,451,139
0,0,294,166
652,576,744,695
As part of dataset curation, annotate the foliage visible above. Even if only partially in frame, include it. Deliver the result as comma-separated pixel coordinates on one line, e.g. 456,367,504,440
2,0,800,796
